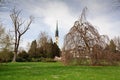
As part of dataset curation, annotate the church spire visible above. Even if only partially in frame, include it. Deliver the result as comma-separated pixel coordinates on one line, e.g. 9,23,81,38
55,20,59,45
55,20,59,37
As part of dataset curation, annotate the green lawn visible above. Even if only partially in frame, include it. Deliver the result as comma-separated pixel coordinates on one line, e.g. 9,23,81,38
0,62,120,80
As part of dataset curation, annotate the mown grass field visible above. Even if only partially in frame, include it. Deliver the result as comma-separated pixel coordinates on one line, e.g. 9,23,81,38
0,62,120,80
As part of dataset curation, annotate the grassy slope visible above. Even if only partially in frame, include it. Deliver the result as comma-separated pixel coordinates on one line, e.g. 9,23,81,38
0,62,120,80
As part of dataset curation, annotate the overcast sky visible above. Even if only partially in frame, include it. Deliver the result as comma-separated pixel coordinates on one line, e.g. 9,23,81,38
0,0,120,50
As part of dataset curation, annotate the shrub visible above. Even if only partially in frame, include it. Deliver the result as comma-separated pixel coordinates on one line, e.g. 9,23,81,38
0,50,13,62
16,50,29,62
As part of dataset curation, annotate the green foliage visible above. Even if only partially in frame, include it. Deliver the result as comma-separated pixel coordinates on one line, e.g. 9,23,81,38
45,39,60,59
27,33,61,62
28,40,37,58
0,62,120,80
16,50,29,62
0,49,13,62
37,41,61,59
30,58,41,62
0,24,13,62
46,39,53,58
41,58,56,62
52,43,61,57
109,39,116,53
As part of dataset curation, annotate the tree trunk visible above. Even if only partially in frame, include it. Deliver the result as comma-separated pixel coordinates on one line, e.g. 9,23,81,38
12,52,17,62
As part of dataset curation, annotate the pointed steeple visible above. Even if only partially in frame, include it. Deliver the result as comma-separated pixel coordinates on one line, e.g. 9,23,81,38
55,20,59,37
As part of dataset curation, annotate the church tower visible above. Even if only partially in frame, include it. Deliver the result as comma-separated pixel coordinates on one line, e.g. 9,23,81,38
55,21,59,45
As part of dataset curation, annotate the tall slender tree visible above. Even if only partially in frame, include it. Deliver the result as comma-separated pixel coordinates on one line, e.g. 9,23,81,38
109,39,116,53
28,40,37,58
10,8,33,62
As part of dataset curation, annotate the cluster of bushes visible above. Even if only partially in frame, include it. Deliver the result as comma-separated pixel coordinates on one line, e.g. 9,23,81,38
0,49,60,63
16,40,61,62
16,50,58,62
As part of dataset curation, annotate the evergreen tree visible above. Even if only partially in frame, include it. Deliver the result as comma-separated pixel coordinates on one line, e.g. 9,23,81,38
17,50,29,62
109,40,116,53
28,40,37,58
46,38,54,58
52,43,61,58
37,32,49,58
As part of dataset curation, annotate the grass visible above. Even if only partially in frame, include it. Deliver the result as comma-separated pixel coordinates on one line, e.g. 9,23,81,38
0,62,120,80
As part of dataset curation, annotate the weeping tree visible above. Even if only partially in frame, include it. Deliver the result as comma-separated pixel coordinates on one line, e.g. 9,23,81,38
62,7,109,65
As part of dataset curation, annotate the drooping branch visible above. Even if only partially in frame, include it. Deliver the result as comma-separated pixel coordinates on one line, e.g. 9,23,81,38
62,7,109,65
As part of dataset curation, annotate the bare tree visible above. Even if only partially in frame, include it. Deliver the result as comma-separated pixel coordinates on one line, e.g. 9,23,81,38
0,24,5,48
10,8,33,62
0,24,5,39
37,32,50,48
0,24,12,50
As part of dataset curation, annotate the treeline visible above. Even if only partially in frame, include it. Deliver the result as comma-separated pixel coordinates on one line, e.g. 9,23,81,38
0,32,61,62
